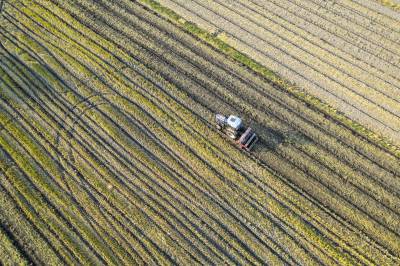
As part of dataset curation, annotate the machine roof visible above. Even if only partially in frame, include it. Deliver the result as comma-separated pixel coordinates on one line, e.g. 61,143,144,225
227,115,242,129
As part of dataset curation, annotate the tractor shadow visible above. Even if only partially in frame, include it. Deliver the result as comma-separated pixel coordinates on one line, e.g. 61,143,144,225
251,125,312,153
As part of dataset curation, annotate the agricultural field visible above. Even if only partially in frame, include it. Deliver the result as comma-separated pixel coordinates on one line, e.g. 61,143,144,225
0,0,399,265
157,0,400,145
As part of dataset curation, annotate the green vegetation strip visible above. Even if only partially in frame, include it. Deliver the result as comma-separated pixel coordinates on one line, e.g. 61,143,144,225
375,0,400,11
138,0,400,159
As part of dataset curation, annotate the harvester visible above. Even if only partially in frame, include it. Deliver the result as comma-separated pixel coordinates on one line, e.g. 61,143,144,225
215,114,258,151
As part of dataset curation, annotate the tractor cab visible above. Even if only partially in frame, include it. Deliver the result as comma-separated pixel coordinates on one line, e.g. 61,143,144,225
226,115,243,139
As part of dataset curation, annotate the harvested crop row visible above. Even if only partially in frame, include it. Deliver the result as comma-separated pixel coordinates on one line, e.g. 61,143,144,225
297,0,400,62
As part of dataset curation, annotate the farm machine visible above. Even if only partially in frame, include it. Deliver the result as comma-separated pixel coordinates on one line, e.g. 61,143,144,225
215,114,258,151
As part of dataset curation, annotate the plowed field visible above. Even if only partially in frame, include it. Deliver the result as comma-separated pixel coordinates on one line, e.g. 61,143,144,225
0,0,399,265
